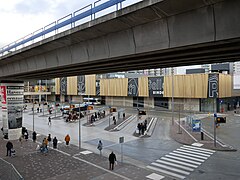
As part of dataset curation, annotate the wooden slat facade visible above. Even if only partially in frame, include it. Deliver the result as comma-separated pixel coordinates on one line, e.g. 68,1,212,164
54,73,232,98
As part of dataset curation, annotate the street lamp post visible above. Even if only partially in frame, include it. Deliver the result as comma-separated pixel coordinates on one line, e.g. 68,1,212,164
213,93,218,147
32,97,35,132
178,104,182,134
79,103,81,149
171,67,174,125
109,107,111,127
55,101,57,118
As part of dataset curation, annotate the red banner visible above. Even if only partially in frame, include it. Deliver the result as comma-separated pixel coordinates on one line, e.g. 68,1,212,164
0,86,7,104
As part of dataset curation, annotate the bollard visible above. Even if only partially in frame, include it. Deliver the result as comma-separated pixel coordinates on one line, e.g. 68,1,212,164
201,132,204,140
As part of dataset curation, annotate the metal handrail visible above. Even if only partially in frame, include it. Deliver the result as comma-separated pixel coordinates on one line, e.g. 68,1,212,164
0,0,126,56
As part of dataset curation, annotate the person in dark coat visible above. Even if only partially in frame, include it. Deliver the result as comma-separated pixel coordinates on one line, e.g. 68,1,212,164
48,117,51,125
53,137,58,149
144,119,147,131
108,151,117,170
113,116,116,125
24,130,29,140
47,134,52,147
137,123,141,135
141,123,145,135
32,131,37,142
6,141,13,156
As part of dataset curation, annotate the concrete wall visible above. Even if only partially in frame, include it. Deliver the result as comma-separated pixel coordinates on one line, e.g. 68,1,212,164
72,96,83,103
106,96,133,107
168,98,200,111
1,0,240,80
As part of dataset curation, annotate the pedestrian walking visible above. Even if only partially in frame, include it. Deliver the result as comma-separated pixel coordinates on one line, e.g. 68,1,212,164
97,140,103,155
65,134,70,146
109,151,117,170
6,141,13,157
48,116,51,125
24,130,29,140
113,116,116,125
53,137,58,149
32,131,37,142
47,134,52,146
141,123,145,135
144,119,147,131
137,123,141,135
19,135,23,146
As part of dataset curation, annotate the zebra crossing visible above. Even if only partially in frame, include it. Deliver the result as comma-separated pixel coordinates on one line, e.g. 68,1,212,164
147,145,215,179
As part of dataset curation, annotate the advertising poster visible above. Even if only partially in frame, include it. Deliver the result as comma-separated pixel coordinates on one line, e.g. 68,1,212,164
60,77,67,95
96,80,100,96
77,75,85,95
7,86,24,129
208,74,219,98
128,78,138,96
148,77,164,97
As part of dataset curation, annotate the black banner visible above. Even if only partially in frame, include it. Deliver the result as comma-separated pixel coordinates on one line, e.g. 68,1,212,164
60,77,67,95
148,77,164,97
77,76,85,95
96,80,100,96
128,78,138,96
208,74,219,98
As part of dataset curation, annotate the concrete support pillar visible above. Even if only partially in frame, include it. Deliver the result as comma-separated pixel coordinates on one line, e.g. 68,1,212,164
0,81,24,140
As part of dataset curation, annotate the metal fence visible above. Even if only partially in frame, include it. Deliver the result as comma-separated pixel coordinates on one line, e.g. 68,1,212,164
0,158,24,180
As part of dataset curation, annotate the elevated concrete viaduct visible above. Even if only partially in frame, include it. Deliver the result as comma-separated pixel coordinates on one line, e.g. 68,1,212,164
0,0,240,80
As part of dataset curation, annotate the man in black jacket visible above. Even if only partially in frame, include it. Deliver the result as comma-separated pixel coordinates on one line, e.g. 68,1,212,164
6,141,13,156
108,151,117,170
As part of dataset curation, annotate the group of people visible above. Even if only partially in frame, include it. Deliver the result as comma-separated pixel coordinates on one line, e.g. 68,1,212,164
90,111,106,123
137,119,148,135
38,134,58,153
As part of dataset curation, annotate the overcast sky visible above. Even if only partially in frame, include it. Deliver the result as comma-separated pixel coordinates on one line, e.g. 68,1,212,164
0,0,141,48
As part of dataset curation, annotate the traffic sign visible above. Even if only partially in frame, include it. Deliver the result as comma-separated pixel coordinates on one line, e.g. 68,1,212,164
192,119,201,132
216,117,226,123
119,136,124,143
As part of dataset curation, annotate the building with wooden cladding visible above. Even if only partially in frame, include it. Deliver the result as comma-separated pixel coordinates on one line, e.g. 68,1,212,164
54,73,233,113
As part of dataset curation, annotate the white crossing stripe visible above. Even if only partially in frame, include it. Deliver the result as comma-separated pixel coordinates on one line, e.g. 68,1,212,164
161,157,198,168
146,173,165,180
165,155,201,165
192,142,203,147
156,159,194,171
80,150,93,155
173,151,208,160
176,149,211,157
169,153,204,162
147,165,186,179
183,145,215,153
151,162,190,175
180,147,213,155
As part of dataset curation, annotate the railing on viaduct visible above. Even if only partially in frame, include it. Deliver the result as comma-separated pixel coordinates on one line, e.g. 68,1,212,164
0,0,135,57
